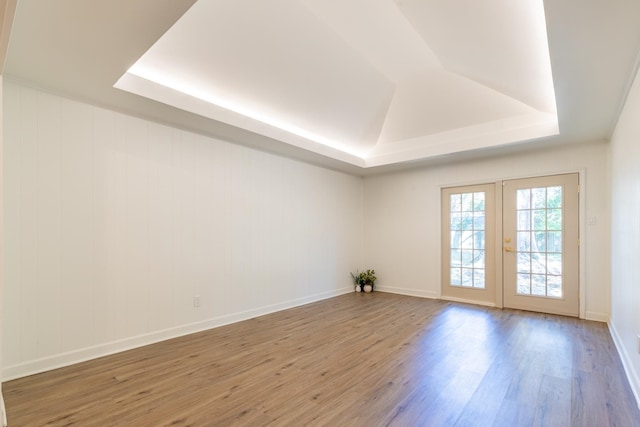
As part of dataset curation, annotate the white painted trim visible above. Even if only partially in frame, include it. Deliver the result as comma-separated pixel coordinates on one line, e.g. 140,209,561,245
440,296,496,308
608,321,640,410
494,181,504,308
578,169,587,320
436,201,443,301
375,286,438,300
377,287,494,308
438,169,587,191
584,311,609,323
2,287,352,381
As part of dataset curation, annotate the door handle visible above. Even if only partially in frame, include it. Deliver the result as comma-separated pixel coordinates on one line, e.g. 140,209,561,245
504,246,515,252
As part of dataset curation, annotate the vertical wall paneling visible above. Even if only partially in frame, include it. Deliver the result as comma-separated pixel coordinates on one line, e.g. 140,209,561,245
146,122,161,332
177,130,197,324
227,143,247,312
153,125,176,331
262,154,286,305
92,107,115,344
59,97,93,352
208,136,228,317
2,81,20,367
169,129,184,323
2,80,362,379
124,116,150,336
609,64,640,406
18,87,37,362
192,134,213,321
111,112,128,341
35,91,62,358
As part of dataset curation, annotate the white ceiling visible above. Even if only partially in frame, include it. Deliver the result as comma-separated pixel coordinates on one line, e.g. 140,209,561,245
5,0,640,174
115,0,558,167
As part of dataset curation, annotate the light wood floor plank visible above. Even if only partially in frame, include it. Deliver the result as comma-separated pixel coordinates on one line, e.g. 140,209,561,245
4,293,639,426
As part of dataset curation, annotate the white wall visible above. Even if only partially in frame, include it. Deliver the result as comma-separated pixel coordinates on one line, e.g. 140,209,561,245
0,77,621,386
609,65,640,405
363,141,611,320
1,80,363,380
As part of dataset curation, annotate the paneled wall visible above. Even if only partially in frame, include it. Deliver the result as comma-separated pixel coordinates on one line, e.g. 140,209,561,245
363,141,611,320
609,64,640,404
2,80,363,379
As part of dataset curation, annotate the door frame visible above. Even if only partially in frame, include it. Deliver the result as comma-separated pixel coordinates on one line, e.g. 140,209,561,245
439,170,586,319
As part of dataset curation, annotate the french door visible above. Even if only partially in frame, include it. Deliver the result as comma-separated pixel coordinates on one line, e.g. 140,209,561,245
502,174,579,316
442,173,580,317
441,184,497,305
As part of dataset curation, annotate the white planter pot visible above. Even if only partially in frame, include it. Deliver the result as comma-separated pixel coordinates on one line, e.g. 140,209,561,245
363,285,373,293
355,285,362,292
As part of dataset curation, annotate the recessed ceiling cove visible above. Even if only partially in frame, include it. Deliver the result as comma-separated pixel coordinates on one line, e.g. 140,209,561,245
115,0,558,168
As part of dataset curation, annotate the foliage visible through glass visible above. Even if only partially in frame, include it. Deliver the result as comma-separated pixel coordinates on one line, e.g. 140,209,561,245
516,186,563,298
450,192,485,289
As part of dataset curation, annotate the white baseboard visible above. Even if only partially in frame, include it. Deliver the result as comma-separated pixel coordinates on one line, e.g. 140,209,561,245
585,311,610,322
2,287,352,381
376,287,495,308
375,286,438,299
378,288,607,319
608,321,640,410
440,295,496,308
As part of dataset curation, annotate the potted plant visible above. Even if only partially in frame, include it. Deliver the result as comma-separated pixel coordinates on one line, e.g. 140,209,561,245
350,269,377,293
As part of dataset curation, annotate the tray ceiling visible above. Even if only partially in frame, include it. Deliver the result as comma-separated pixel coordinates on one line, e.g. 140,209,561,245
115,0,558,167
6,0,640,173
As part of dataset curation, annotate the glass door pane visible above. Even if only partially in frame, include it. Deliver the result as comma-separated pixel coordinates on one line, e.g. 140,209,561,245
441,184,496,305
515,186,563,298
449,192,486,289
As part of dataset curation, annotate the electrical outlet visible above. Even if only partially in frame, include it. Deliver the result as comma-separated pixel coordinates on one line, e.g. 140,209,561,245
193,296,200,308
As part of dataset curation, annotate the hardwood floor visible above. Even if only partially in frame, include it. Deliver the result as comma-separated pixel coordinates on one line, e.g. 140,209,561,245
4,293,640,426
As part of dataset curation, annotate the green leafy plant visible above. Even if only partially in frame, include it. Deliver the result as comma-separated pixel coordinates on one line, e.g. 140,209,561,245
350,269,377,289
